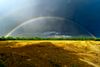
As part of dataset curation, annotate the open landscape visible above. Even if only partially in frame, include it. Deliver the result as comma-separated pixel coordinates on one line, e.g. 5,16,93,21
0,0,100,67
0,40,100,67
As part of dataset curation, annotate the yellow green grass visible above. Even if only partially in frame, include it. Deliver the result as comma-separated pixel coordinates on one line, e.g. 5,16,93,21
0,40,100,67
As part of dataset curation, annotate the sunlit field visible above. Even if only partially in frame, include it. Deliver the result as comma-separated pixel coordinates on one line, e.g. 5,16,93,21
0,0,100,67
0,40,100,67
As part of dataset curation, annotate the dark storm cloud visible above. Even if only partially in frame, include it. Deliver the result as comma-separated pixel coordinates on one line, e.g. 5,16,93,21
71,0,100,37
0,0,100,37
53,0,100,37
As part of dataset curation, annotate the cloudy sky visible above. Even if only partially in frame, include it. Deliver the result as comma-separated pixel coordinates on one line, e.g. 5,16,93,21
0,0,100,37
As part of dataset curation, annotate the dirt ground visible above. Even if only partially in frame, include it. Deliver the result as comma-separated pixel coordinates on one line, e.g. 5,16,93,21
0,40,100,67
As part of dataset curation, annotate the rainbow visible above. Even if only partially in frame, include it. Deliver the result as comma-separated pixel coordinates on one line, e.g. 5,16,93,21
5,16,96,38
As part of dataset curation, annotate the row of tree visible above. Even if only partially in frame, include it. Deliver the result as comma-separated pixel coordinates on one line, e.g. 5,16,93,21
0,36,98,41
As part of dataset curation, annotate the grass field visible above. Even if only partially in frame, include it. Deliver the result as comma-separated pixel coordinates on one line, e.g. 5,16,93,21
0,40,100,67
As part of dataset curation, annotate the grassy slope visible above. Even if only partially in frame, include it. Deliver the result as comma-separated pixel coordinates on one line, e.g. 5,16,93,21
0,40,99,67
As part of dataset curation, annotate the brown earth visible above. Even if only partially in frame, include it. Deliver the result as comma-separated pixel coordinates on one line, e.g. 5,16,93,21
0,40,100,67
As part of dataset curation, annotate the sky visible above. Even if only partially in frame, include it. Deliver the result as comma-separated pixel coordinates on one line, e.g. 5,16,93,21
0,0,100,37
